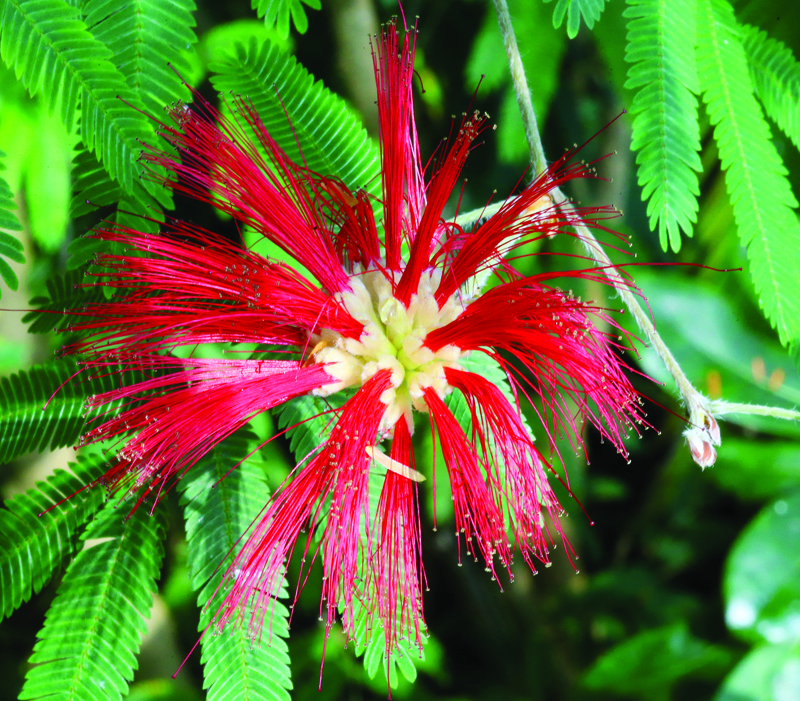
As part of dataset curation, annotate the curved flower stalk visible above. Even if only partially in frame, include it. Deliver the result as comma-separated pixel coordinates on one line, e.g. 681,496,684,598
66,20,649,665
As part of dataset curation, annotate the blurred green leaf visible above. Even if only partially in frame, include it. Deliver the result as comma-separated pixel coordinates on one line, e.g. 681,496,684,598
199,19,292,74
0,91,74,254
742,23,800,153
126,679,203,701
583,622,733,698
0,148,24,296
22,105,72,253
724,491,800,645
712,439,800,501
628,272,800,437
714,642,800,701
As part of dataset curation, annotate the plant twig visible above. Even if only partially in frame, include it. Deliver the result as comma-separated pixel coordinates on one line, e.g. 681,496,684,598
492,0,546,174
709,401,800,421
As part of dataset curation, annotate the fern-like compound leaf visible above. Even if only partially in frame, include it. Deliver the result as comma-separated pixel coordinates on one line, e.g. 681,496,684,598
275,392,337,465
696,0,800,348
209,38,381,200
23,269,105,334
0,452,107,621
545,0,608,39
66,147,167,271
252,0,321,37
624,0,701,252
84,0,197,118
18,500,167,701
0,149,24,297
0,359,136,465
0,0,157,193
178,429,292,701
742,23,800,152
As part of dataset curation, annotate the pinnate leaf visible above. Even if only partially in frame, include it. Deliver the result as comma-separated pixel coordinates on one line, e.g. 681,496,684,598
178,429,292,701
624,0,701,251
0,452,107,620
696,0,800,349
19,500,166,701
545,0,608,39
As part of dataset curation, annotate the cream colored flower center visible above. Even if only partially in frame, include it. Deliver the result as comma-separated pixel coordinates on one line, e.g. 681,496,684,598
312,269,467,434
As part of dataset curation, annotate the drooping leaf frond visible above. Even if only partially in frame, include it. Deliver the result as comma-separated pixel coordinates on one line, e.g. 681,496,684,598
18,500,167,701
545,0,608,39
0,0,157,193
83,0,197,118
209,38,381,199
742,23,800,152
0,359,136,464
0,452,107,621
178,429,292,701
696,0,800,348
624,0,701,252
0,148,24,297
252,0,321,37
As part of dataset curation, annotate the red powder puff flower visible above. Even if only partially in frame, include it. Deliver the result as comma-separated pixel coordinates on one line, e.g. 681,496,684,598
67,20,646,666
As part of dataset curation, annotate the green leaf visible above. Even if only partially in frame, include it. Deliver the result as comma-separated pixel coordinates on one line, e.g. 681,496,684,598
274,392,339,466
714,642,800,701
70,147,167,226
696,0,800,349
0,0,158,193
354,607,429,690
67,146,167,271
178,429,292,701
545,0,608,39
0,148,24,297
724,491,800,645
23,269,105,334
0,452,107,620
84,0,198,118
18,500,167,701
251,0,321,38
199,19,293,70
624,0,701,251
712,439,800,501
208,38,380,199
0,359,138,465
742,23,800,152
583,623,733,699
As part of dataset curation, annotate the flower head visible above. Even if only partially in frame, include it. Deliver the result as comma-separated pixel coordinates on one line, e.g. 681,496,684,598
68,20,646,666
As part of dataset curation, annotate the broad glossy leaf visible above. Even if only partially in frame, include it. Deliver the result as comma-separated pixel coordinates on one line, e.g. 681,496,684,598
725,492,800,645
